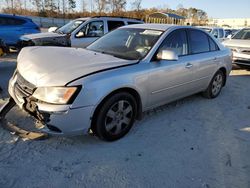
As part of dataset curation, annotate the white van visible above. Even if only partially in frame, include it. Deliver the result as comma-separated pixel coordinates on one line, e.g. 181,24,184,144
19,16,143,48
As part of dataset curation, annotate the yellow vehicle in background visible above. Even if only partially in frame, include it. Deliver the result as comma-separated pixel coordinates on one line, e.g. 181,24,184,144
0,39,8,56
0,48,3,56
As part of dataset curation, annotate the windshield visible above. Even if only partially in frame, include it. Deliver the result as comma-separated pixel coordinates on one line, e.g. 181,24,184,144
87,28,163,60
56,20,84,34
232,29,250,40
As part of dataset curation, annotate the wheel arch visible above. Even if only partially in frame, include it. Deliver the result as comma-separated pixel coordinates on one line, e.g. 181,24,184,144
91,87,143,131
218,67,227,86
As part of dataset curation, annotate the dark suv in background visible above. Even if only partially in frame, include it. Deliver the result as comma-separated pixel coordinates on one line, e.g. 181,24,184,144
0,14,40,49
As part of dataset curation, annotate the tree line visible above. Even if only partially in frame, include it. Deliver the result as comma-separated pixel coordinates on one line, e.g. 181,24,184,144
1,0,208,25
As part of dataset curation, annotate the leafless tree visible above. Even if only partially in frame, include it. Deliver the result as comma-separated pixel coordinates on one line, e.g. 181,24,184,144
109,0,126,13
95,0,109,13
131,0,141,11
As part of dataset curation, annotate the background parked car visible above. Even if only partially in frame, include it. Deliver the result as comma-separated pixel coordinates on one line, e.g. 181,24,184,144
0,38,9,56
223,28,250,66
200,27,226,42
0,14,40,49
19,16,144,48
225,29,239,38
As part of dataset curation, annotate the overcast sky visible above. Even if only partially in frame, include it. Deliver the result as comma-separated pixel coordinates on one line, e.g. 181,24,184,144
78,0,250,18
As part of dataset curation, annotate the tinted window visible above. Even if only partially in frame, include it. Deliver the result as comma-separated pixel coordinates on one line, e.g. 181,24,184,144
0,17,25,25
159,29,188,56
209,37,219,51
107,21,125,31
0,17,6,25
127,22,140,25
189,29,210,54
218,29,224,38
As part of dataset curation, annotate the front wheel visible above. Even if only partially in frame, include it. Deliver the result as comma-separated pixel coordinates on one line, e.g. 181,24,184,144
93,92,137,141
202,70,225,99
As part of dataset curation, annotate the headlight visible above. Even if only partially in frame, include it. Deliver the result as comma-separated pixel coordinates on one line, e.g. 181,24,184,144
32,86,80,104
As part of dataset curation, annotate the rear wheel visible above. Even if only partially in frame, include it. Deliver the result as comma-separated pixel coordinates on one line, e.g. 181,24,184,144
203,70,225,99
93,92,137,141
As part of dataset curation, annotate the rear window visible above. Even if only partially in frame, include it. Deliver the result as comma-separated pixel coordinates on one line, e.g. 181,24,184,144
107,21,125,31
189,29,210,54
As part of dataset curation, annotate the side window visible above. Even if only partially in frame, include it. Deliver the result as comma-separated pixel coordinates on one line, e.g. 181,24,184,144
76,21,104,38
107,21,125,31
218,29,224,38
189,29,210,54
158,29,188,56
0,17,5,25
209,37,219,51
127,22,140,25
7,18,25,25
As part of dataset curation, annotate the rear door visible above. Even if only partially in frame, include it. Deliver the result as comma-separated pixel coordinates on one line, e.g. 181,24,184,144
186,29,220,90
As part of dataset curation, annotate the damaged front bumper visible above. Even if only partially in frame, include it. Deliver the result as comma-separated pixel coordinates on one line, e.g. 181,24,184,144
5,72,93,136
0,98,48,140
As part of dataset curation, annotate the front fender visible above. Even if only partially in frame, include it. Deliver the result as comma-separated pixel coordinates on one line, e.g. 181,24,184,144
67,65,149,111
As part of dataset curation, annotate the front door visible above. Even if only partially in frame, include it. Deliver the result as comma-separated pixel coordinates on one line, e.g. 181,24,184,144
148,29,197,107
71,21,104,48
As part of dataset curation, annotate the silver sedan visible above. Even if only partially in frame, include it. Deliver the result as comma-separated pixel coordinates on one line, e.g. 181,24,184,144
7,24,232,141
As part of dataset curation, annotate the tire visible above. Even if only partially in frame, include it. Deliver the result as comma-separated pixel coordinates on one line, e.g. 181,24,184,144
202,70,225,99
93,92,137,141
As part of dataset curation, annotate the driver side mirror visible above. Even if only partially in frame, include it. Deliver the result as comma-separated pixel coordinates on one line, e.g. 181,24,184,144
214,34,218,38
156,50,178,61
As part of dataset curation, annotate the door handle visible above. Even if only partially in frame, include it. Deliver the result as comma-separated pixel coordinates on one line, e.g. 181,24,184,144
185,63,193,69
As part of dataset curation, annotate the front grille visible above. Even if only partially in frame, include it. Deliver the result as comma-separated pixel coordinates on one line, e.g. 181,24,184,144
15,72,36,97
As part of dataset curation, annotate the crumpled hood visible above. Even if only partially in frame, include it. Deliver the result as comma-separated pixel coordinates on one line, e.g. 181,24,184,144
22,32,65,40
223,39,250,48
17,47,137,87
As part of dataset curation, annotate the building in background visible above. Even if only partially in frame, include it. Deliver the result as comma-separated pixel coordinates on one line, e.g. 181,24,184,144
146,12,185,25
208,18,250,29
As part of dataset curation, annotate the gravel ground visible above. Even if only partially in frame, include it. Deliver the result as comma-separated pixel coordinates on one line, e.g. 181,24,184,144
0,56,250,188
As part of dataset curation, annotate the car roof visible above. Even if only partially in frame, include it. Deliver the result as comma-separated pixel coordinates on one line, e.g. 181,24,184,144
198,26,224,29
121,24,197,31
75,16,143,22
0,13,30,21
